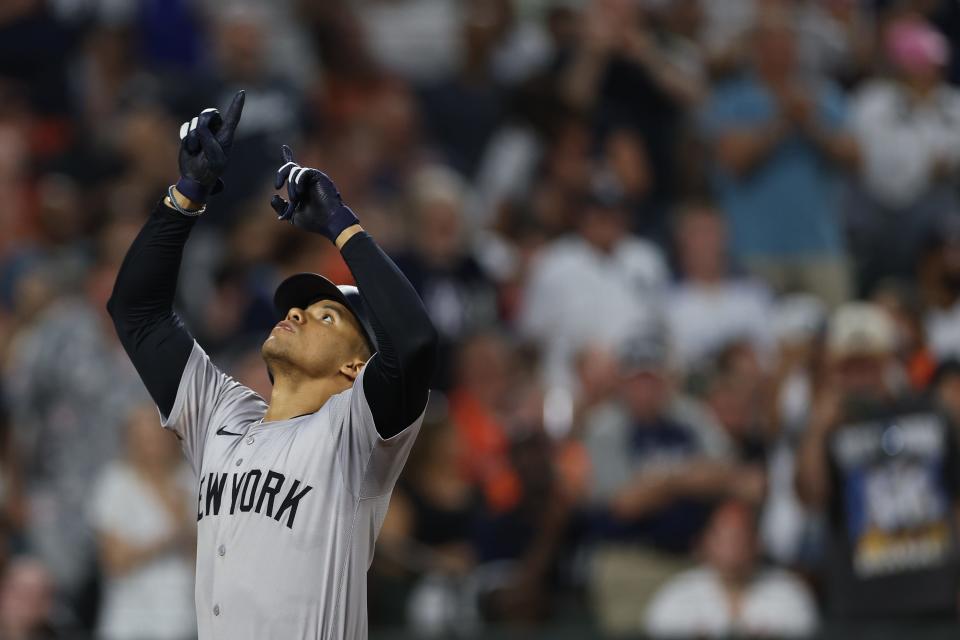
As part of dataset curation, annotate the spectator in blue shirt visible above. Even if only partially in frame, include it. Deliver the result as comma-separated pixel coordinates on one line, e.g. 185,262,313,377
703,6,859,307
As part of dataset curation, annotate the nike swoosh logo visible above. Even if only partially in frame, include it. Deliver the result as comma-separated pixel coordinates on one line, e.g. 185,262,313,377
216,426,243,437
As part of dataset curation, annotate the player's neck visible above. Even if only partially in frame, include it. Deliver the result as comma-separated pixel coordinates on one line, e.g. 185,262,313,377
264,375,349,422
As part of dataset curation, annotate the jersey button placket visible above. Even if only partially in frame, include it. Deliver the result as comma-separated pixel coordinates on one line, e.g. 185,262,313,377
245,436,254,445
213,604,220,616
218,544,226,557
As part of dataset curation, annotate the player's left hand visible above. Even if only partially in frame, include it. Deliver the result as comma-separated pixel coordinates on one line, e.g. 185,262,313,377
271,145,359,242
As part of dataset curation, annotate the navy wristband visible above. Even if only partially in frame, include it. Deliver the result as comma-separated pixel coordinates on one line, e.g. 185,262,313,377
323,204,360,242
175,177,225,205
175,177,211,204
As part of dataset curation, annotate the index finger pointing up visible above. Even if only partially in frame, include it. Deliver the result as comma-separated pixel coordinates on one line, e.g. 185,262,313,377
217,90,246,147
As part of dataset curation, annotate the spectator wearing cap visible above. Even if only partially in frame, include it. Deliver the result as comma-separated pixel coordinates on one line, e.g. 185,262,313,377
848,15,960,292
520,183,667,390
582,330,764,635
796,302,960,625
702,7,858,307
665,201,774,372
644,499,818,639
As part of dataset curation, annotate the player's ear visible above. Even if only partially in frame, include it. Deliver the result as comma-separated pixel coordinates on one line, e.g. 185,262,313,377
339,357,365,382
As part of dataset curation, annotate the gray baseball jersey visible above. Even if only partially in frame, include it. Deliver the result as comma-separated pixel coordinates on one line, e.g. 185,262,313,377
160,342,424,640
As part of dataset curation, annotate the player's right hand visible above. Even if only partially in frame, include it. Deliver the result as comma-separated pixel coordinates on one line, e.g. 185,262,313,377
175,89,245,204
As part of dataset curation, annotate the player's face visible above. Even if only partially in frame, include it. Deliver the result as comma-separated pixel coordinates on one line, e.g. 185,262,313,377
262,299,368,381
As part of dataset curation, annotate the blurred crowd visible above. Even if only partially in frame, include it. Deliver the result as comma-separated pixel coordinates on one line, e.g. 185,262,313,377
1,0,960,637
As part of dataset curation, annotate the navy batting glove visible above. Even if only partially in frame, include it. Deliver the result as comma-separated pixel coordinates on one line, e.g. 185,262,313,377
270,145,359,242
176,90,245,204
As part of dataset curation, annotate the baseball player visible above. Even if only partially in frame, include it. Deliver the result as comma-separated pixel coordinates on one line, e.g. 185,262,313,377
106,90,439,639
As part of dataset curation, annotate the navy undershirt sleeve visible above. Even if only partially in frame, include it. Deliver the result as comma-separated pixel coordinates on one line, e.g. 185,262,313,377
107,201,197,417
339,231,438,438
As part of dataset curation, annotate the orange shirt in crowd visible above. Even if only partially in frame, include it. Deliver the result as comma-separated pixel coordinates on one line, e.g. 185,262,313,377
448,388,523,514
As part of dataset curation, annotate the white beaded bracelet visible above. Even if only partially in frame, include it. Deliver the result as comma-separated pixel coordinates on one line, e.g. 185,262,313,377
166,185,207,217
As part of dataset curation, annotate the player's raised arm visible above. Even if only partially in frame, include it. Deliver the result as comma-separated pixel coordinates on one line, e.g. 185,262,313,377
270,146,439,438
107,91,246,417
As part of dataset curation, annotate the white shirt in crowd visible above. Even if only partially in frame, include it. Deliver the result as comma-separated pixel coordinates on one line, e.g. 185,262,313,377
666,279,774,370
644,567,819,639
355,0,462,83
851,80,960,208
520,235,668,387
927,300,960,361
90,463,197,640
